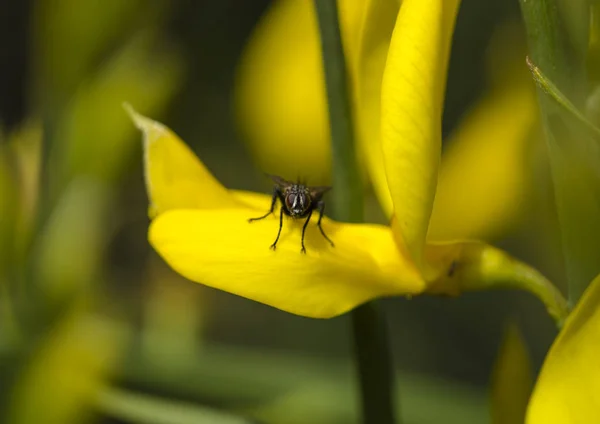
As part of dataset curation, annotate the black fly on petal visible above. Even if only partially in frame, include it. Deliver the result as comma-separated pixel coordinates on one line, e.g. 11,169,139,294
247,174,335,253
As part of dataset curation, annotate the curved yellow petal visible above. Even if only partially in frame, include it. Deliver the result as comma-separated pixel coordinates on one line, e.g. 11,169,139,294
381,0,461,264
235,0,364,184
428,86,537,241
149,208,423,318
422,241,568,326
126,106,240,217
354,0,399,217
526,273,600,424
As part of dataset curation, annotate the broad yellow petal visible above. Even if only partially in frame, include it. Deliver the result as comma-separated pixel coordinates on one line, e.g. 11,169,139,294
490,323,533,424
381,0,461,264
231,190,273,211
127,106,240,217
422,241,567,326
149,208,423,318
526,274,600,424
354,0,399,217
428,86,537,241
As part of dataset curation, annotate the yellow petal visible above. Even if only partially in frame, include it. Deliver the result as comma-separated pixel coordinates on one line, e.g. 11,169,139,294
526,273,600,424
490,322,533,424
126,106,240,217
354,0,400,217
428,85,537,241
381,0,461,264
231,189,273,211
422,240,568,326
149,208,423,318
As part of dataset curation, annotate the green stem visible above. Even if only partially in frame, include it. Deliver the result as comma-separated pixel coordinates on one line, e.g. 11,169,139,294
313,1,396,423
313,0,363,222
351,303,397,424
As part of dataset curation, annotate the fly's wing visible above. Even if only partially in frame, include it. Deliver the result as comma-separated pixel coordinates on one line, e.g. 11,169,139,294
266,174,293,189
309,186,331,201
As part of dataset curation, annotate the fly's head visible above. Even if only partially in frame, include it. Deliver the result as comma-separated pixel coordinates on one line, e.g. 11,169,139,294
284,185,311,217
267,174,331,218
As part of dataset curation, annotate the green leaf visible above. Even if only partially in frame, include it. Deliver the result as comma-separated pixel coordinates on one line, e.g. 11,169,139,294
527,58,600,138
34,178,109,305
97,388,254,424
520,0,596,304
121,343,489,424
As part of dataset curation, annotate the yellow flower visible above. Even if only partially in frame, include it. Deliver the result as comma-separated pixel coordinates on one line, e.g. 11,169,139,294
127,0,566,323
237,0,538,243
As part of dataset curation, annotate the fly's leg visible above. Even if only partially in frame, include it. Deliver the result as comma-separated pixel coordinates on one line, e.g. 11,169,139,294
270,206,285,250
248,188,278,222
317,201,334,247
300,209,313,254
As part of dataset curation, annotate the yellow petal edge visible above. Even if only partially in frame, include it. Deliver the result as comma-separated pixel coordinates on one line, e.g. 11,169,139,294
124,103,238,217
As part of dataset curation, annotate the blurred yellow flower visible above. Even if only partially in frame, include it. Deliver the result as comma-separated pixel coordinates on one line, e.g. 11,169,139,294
235,0,365,184
128,0,566,323
6,307,127,424
490,322,533,424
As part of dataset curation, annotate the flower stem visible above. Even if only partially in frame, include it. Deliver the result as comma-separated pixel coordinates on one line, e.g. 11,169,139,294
313,0,362,222
351,302,397,424
313,1,397,423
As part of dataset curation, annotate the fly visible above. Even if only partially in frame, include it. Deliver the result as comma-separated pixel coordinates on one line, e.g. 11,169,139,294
248,175,334,253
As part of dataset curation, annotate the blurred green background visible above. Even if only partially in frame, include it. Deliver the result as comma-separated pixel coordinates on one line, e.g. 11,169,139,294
0,0,565,423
